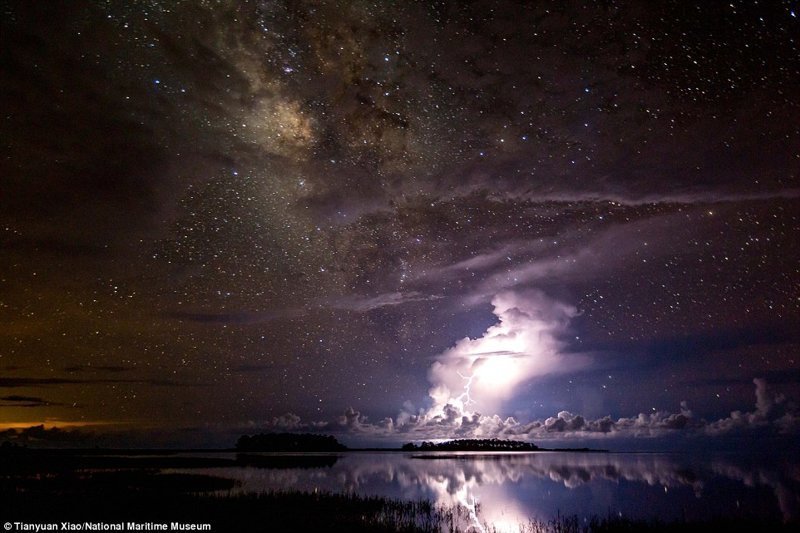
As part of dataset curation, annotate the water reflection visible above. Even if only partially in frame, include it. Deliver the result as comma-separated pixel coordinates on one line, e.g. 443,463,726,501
175,452,799,530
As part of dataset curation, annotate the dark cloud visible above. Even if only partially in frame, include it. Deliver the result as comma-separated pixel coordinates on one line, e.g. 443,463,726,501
0,378,83,388
329,291,443,312
0,377,204,389
1,395,45,402
0,395,59,407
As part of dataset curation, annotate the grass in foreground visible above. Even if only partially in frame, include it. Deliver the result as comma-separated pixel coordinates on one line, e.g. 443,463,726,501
3,488,467,532
516,513,795,533
4,487,796,532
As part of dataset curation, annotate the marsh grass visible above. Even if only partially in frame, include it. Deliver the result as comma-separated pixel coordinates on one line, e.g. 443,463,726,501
5,485,794,532
511,511,795,533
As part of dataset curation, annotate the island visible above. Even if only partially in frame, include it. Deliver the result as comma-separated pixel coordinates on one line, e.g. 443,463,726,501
400,438,540,452
400,438,606,453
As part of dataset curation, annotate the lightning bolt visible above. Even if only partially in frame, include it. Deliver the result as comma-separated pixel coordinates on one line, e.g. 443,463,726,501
455,370,476,410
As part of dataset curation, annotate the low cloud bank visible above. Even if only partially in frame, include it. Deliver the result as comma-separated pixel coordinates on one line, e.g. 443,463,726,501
259,378,798,443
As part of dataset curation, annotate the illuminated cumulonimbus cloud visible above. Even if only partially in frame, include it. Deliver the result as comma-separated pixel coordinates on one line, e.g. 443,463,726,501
427,290,588,418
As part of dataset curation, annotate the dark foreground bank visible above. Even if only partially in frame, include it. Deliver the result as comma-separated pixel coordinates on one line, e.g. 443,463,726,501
4,487,797,533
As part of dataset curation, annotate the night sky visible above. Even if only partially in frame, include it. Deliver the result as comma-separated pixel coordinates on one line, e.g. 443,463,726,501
1,0,798,448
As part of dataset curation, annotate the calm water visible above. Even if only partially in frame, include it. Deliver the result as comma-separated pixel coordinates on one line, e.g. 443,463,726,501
164,451,799,530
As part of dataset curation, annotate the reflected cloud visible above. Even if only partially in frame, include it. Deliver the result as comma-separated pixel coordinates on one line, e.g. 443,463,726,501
180,452,799,528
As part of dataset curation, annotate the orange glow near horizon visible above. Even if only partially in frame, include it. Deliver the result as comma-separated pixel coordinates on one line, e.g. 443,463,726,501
0,419,121,431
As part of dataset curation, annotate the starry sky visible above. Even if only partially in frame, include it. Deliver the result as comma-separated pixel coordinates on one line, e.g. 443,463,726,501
1,0,799,448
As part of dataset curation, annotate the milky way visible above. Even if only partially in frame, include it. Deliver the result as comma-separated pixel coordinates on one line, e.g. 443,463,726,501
1,1,798,447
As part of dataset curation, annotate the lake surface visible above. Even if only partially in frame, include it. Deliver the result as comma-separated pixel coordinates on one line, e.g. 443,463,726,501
168,451,799,530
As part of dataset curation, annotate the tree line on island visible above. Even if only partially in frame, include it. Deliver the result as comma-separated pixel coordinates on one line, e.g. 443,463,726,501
400,438,539,451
